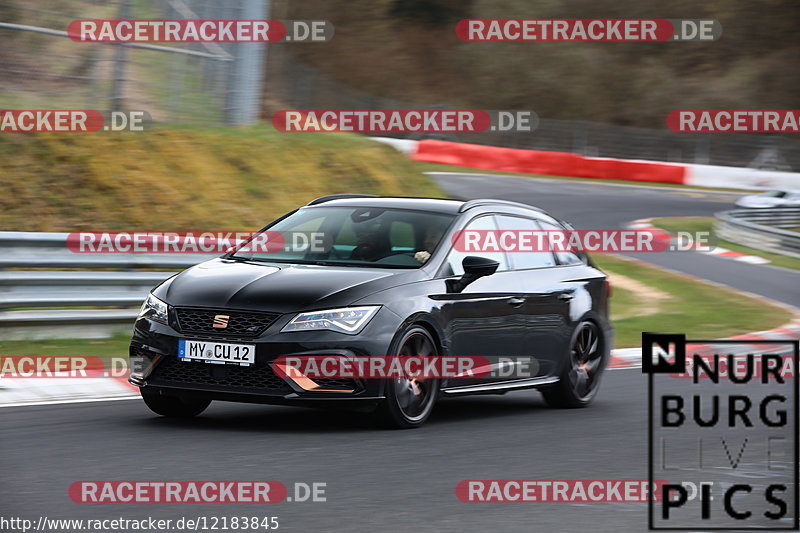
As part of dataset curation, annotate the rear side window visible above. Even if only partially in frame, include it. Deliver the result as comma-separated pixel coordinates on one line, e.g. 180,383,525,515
537,219,584,265
495,215,556,270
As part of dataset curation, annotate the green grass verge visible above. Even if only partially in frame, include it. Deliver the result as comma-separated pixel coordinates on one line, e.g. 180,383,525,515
0,254,791,355
651,217,800,271
594,254,793,348
0,124,444,232
0,334,132,359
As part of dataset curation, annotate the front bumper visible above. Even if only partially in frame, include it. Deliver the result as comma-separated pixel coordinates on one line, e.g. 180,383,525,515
129,307,402,406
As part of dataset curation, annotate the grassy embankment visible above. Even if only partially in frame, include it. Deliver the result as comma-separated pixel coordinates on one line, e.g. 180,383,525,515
0,124,442,231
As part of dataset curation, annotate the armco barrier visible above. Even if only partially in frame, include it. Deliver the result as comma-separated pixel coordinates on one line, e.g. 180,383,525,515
686,164,800,191
715,208,800,258
410,140,687,184
0,231,216,269
0,231,216,340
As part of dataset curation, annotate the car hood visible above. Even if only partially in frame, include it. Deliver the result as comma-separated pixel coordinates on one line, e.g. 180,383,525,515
154,258,418,313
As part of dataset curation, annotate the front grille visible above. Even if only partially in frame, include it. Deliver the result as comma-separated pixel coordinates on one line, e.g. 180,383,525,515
148,357,291,393
174,307,281,337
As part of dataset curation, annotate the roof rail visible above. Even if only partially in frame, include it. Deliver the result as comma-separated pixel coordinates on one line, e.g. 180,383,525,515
458,198,545,213
306,194,378,206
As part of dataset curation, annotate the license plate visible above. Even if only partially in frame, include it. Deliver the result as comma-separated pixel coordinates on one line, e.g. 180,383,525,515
178,340,255,366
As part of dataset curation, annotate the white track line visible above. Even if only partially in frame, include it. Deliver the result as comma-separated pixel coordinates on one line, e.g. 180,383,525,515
0,395,140,408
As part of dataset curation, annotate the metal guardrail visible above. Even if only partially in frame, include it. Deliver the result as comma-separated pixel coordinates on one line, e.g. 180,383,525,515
0,231,217,269
0,232,216,339
715,208,800,259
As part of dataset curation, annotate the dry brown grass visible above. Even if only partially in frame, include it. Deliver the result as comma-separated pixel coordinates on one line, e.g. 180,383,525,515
0,125,443,231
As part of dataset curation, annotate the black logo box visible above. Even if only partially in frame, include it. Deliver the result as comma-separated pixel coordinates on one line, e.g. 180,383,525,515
644,333,800,531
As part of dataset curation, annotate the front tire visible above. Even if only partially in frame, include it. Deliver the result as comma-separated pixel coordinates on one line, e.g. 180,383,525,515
141,390,211,418
375,326,440,429
541,321,606,408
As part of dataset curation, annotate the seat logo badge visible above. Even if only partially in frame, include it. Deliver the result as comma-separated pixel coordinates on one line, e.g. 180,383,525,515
212,315,230,328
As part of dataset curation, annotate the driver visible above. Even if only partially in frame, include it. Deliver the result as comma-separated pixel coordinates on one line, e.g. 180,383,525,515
350,221,390,262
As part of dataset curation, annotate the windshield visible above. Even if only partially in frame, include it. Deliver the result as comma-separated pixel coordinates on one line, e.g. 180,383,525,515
230,206,456,268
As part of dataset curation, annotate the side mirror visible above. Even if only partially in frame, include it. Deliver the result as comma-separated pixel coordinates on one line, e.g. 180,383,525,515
446,256,499,293
463,255,500,276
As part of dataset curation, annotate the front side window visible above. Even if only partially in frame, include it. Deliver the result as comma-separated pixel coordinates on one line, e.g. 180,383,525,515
445,215,509,276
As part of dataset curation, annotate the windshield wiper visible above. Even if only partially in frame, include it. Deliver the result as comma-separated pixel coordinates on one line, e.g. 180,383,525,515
224,257,341,266
224,256,415,269
224,255,283,263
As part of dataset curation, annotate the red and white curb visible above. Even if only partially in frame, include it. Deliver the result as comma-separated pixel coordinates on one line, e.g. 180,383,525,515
0,375,137,407
371,137,800,192
626,218,770,264
608,317,800,369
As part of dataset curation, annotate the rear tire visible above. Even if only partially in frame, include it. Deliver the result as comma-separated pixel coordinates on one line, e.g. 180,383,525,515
141,390,211,418
541,321,606,408
375,326,440,429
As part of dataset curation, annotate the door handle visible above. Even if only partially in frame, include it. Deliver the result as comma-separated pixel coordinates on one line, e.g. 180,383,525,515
558,292,574,301
507,297,526,307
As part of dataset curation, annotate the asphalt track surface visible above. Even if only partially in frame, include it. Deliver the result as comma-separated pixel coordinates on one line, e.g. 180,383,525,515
2,174,798,533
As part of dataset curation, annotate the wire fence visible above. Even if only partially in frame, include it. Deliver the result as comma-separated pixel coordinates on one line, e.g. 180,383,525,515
0,0,266,125
266,51,800,171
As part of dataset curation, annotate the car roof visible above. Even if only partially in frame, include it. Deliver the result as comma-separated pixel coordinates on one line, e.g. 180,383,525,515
305,196,463,213
304,195,547,216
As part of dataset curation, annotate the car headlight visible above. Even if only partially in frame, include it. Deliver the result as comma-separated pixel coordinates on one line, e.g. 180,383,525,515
138,293,169,324
281,306,380,335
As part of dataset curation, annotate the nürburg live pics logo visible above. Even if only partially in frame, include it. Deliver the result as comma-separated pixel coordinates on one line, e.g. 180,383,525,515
643,332,799,530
